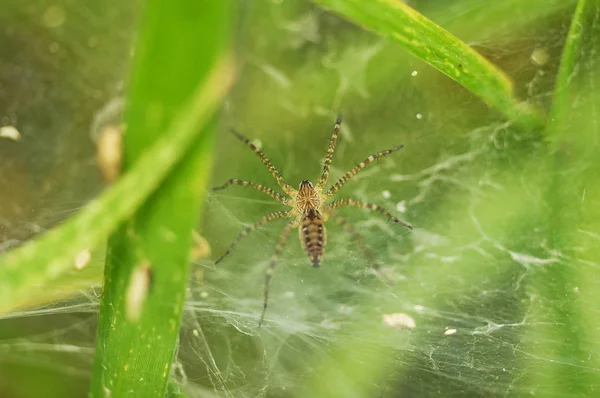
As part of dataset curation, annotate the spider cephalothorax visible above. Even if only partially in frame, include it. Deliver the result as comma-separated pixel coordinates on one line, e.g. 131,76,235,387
213,117,412,326
296,180,321,212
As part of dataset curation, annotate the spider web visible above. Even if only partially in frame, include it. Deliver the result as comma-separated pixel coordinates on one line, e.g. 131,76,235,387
2,0,600,397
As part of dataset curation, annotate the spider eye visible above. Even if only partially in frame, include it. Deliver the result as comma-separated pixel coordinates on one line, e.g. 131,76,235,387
299,180,313,188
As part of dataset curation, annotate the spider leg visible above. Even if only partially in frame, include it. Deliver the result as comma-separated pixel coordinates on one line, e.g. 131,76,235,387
214,210,292,264
259,221,294,327
213,178,290,205
316,116,342,189
332,214,393,284
328,198,413,230
230,128,296,195
324,144,404,198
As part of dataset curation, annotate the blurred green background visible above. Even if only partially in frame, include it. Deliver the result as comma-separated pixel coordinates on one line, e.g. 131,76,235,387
1,0,599,396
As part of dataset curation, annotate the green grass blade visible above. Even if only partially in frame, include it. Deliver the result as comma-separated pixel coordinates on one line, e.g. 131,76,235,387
547,0,599,145
0,40,233,315
90,0,232,396
313,0,544,129
522,0,600,395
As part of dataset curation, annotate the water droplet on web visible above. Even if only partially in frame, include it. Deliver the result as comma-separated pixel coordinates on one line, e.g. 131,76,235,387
251,139,262,150
444,328,457,336
396,201,406,213
531,48,549,66
411,70,418,77
416,113,423,120
382,190,391,199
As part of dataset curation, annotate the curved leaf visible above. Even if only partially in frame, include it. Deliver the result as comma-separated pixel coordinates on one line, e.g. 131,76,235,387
313,0,544,129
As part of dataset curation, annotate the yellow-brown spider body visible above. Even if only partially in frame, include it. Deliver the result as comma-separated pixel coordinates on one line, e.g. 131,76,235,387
295,180,327,267
213,117,413,326
292,180,325,267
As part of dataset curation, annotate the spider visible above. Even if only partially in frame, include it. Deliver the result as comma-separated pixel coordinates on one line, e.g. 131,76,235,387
213,117,412,326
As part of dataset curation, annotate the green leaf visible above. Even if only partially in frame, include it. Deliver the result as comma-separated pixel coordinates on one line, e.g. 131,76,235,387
426,0,577,40
547,0,599,148
0,15,233,315
313,0,544,129
89,1,232,396
522,1,600,395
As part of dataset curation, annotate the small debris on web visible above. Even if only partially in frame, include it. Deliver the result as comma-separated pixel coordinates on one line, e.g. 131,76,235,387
125,261,153,322
382,313,416,329
382,190,391,199
190,231,211,261
96,124,123,183
444,328,457,336
411,70,418,77
74,249,92,270
193,268,204,283
0,126,21,141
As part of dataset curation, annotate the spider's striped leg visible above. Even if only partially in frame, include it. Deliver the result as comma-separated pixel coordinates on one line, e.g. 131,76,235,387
316,116,342,189
259,221,294,327
230,128,296,195
214,210,292,264
328,198,413,230
332,214,393,284
213,178,290,205
324,144,405,198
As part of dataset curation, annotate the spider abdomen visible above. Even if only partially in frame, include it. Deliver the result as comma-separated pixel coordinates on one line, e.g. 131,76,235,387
299,209,326,268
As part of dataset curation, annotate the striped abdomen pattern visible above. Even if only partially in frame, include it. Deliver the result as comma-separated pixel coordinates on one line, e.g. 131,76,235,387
299,209,326,267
